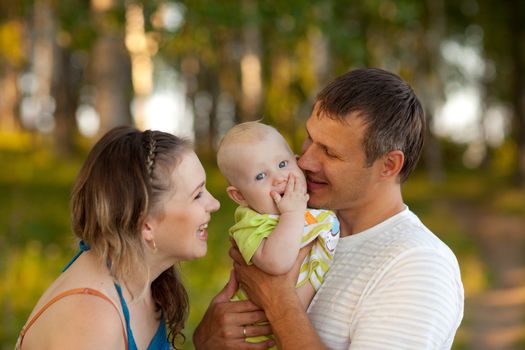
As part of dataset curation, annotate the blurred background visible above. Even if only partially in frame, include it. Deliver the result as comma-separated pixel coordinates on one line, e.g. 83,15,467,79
0,0,524,349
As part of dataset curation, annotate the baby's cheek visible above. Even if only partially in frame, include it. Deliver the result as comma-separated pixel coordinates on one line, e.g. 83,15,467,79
294,170,307,183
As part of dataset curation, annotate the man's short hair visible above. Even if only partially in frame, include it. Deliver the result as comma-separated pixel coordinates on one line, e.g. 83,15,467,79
316,68,425,182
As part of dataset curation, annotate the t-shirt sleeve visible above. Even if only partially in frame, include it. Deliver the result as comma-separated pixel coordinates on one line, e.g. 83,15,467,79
350,248,464,349
229,207,279,265
302,209,340,252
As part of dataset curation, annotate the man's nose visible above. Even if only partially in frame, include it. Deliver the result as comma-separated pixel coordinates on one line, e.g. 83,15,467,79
298,144,320,172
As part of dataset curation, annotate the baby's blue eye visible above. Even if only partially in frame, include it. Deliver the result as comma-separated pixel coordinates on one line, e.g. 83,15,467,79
255,172,267,181
278,160,288,168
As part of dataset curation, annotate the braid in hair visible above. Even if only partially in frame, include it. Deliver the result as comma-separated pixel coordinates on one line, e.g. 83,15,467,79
141,129,192,348
143,130,157,178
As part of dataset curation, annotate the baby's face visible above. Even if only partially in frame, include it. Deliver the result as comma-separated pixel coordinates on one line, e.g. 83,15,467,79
232,134,305,214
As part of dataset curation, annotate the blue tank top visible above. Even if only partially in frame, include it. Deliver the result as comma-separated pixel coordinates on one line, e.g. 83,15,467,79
64,242,171,350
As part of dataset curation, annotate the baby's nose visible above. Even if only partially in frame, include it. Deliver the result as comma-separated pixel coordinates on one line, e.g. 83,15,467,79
272,172,288,185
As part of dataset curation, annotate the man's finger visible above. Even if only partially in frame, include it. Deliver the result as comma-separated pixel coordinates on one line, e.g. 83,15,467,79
300,242,313,258
295,243,314,268
233,309,268,327
218,299,264,314
229,246,246,265
244,324,273,338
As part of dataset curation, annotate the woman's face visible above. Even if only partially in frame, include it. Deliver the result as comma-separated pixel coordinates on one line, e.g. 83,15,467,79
151,151,220,262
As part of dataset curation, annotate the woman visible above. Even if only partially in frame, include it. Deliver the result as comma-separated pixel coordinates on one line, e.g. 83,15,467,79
16,126,220,350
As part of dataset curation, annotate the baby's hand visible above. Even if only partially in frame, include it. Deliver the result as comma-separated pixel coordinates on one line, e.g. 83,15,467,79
271,173,309,214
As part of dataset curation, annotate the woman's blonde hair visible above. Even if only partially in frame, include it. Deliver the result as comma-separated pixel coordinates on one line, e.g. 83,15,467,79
70,126,190,348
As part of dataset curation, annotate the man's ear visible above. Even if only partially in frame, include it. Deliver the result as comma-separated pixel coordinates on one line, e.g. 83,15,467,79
380,150,404,179
226,186,248,206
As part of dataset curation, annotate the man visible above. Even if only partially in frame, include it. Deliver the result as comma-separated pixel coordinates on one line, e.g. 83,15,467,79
194,68,464,349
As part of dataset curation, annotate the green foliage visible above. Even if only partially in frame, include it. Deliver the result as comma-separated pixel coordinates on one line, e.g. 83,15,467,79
55,0,98,50
0,144,80,346
0,241,68,346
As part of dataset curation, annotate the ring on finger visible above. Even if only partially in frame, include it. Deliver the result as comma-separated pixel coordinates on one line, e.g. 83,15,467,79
243,325,247,337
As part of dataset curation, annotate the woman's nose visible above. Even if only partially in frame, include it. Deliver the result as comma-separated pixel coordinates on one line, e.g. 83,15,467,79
208,194,221,212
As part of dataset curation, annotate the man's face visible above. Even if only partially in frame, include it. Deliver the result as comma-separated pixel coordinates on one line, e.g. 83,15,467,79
298,105,378,211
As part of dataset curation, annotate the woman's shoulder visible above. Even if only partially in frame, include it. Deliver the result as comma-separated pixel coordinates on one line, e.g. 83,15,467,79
22,285,127,349
20,252,127,349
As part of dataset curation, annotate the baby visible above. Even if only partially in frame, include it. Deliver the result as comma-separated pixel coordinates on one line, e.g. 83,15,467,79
217,121,339,347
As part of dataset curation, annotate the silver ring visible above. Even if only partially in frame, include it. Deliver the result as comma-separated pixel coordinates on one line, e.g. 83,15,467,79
243,326,247,337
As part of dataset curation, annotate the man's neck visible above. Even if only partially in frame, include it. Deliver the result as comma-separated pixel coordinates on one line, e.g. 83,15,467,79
336,188,404,237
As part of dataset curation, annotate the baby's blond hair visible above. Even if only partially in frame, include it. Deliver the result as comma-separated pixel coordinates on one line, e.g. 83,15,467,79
217,121,291,183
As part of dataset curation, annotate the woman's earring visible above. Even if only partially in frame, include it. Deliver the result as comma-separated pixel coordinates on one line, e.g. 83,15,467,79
149,239,158,253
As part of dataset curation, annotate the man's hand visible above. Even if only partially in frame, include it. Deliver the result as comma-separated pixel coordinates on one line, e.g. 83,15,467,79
230,244,312,310
230,245,320,350
193,271,274,350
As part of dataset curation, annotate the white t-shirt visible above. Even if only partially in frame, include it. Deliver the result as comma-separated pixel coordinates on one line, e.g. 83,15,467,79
307,207,464,350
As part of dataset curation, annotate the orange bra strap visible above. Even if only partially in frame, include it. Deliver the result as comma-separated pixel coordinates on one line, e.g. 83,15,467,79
18,287,128,350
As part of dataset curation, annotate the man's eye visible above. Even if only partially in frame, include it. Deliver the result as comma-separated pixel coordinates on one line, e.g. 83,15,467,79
278,160,288,168
324,148,337,158
255,172,267,181
194,191,203,200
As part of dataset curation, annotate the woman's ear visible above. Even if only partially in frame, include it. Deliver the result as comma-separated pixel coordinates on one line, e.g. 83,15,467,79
226,186,248,206
142,219,155,242
380,150,404,180
142,219,159,253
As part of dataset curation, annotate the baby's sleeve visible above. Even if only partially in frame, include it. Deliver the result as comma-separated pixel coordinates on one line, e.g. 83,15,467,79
297,209,340,290
229,207,279,264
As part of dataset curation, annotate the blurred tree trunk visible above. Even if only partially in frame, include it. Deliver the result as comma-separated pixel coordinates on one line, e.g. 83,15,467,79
125,3,154,130
215,42,239,142
52,47,81,156
32,0,55,136
0,18,24,131
419,0,446,183
267,54,292,134
507,0,525,186
0,67,20,131
477,81,492,170
90,0,132,135
310,28,331,93
240,0,262,121
193,66,218,160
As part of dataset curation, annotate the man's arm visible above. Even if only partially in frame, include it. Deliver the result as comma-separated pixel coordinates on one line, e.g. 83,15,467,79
232,245,328,350
193,271,274,350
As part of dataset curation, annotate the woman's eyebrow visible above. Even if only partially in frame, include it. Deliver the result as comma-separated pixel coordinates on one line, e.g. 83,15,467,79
191,181,205,195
